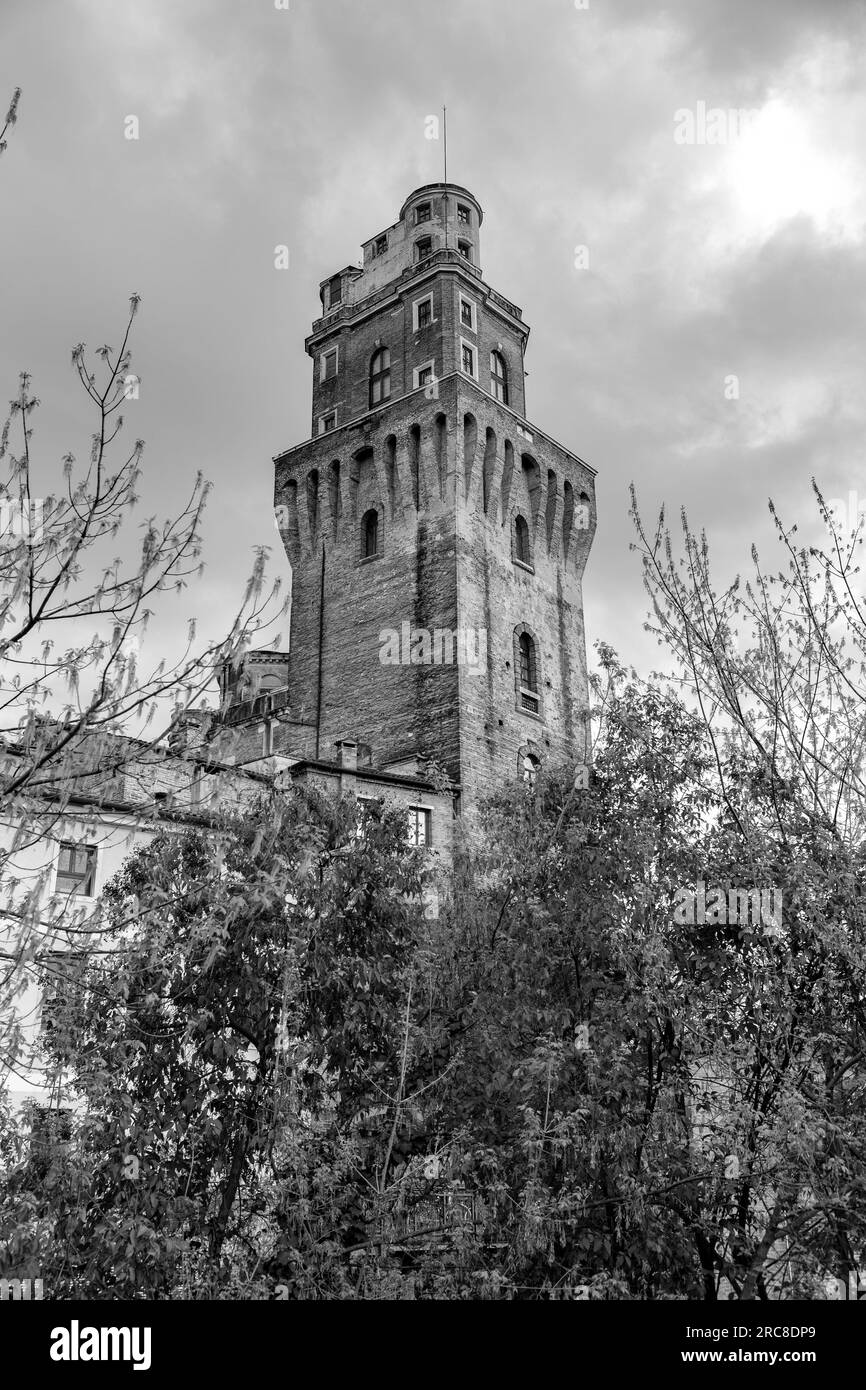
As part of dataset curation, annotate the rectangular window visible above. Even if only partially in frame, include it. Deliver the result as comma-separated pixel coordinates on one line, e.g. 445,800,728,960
416,297,433,330
319,412,337,434
457,239,471,260
320,347,338,382
415,237,432,260
374,234,387,256
56,842,97,897
459,296,475,330
457,204,470,225
328,275,342,307
414,362,435,389
461,343,475,376
407,807,432,847
415,202,432,224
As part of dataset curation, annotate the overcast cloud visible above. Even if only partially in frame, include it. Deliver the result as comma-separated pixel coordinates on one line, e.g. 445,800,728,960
3,0,865,696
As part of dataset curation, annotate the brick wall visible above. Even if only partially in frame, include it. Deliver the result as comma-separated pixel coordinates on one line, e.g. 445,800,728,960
274,374,595,811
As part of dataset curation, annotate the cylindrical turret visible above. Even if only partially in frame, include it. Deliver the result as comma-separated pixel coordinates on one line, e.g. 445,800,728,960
399,183,483,271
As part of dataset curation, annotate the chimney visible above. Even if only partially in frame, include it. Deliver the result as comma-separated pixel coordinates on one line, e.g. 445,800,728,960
335,738,358,796
336,739,358,771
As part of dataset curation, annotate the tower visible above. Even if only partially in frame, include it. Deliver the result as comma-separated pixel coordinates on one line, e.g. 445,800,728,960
273,182,596,815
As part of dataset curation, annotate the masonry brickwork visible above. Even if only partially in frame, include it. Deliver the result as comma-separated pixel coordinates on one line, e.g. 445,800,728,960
263,181,596,816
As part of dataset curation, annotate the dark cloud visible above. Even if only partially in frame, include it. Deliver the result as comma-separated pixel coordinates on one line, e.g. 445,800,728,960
1,0,863,691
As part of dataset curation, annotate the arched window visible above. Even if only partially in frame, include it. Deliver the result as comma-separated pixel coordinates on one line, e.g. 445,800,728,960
369,348,391,407
491,351,508,404
514,626,540,714
519,632,537,692
257,674,283,694
514,514,530,565
520,751,541,790
362,508,379,558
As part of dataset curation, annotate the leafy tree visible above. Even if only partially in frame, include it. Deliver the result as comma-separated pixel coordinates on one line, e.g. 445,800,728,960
630,483,866,842
0,88,20,160
0,81,285,1087
3,671,864,1299
0,787,429,1298
410,654,866,1299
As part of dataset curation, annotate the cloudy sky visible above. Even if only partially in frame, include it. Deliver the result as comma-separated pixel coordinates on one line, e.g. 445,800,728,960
3,0,866,699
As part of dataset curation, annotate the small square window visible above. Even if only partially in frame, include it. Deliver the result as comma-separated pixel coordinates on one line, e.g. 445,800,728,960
461,343,475,376
417,364,434,388
407,807,432,847
56,842,97,897
460,298,474,329
374,234,387,256
322,349,338,381
320,413,336,434
457,240,471,260
416,237,432,260
416,298,432,329
457,204,470,225
415,203,432,224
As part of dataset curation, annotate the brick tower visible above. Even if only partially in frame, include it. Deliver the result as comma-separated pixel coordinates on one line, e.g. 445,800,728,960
272,182,596,815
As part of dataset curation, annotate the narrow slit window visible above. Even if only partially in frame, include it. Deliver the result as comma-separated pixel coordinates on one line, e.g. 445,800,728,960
491,351,508,404
515,515,530,565
362,508,379,558
518,631,539,713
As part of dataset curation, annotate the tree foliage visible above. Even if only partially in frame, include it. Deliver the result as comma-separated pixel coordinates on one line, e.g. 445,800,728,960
3,659,863,1299
0,787,429,1297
